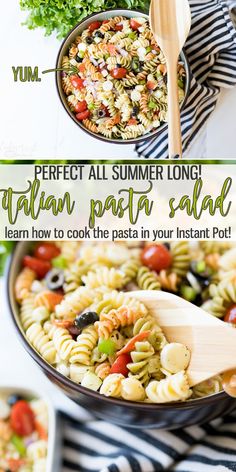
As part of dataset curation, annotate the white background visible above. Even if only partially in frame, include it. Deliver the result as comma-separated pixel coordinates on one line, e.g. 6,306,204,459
0,1,236,159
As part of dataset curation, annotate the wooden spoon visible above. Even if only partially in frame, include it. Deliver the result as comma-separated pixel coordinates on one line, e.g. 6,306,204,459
128,290,236,394
149,0,191,159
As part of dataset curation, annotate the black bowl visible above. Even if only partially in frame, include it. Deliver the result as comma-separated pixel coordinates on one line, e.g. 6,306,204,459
55,9,191,145
7,242,236,429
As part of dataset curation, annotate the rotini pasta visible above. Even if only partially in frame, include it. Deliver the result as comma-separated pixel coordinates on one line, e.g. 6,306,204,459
61,16,186,140
17,241,236,404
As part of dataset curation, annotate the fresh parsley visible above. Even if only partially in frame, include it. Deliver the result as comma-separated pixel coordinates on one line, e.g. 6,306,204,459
20,0,150,39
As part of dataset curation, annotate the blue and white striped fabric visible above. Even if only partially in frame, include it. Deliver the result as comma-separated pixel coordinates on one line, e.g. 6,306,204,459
135,0,236,159
61,409,236,471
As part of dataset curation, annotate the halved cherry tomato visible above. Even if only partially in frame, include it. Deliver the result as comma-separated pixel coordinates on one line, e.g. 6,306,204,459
110,353,132,376
130,19,141,30
111,67,127,79
35,421,48,441
76,110,90,121
141,244,172,272
117,331,150,356
53,319,74,329
88,21,102,32
114,23,123,31
147,81,157,90
75,101,87,113
128,118,137,126
10,400,35,437
102,19,110,24
224,305,236,324
23,256,51,279
70,75,85,89
7,459,26,472
34,242,60,261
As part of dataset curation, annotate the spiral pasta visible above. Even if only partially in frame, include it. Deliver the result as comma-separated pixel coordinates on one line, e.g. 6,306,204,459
127,341,154,386
146,371,191,403
26,323,56,364
137,266,161,290
170,242,191,278
15,267,36,302
17,240,235,404
61,16,186,140
70,325,98,365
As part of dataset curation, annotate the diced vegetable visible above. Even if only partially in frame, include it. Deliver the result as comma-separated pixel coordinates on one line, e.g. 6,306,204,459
98,339,116,355
117,331,150,356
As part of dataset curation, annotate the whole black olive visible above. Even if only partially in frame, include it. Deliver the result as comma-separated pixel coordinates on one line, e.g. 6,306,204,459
74,312,99,330
45,269,64,291
75,56,83,63
86,36,94,44
132,105,139,116
94,31,105,39
7,394,23,407
97,109,106,118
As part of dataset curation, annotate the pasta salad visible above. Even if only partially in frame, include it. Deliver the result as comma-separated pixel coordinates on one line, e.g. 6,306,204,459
15,241,235,403
61,16,186,140
0,394,48,472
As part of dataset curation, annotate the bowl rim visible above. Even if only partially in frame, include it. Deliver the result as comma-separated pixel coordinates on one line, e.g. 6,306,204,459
6,242,228,411
55,8,191,146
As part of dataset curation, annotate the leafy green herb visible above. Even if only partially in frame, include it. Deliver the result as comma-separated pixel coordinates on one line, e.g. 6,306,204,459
0,242,15,276
20,0,150,39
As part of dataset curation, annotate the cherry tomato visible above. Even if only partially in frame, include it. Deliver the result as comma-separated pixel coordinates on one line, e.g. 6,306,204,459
70,75,85,89
88,21,102,32
110,353,132,376
128,118,137,126
10,400,35,437
23,256,51,279
34,242,60,261
147,81,157,90
76,110,90,121
130,19,141,30
117,331,150,356
111,67,127,79
102,19,110,24
224,305,236,324
141,244,172,272
114,23,123,31
75,101,87,113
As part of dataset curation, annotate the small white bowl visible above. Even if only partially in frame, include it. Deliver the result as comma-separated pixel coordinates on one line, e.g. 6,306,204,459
0,386,61,472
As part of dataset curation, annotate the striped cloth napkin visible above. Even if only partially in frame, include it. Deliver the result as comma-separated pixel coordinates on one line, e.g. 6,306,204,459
135,0,236,159
61,408,236,471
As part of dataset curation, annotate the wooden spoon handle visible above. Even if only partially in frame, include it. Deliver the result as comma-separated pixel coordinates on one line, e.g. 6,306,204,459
167,59,182,159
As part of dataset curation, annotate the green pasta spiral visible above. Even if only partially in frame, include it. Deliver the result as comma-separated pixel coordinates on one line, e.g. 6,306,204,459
127,341,154,386
137,266,161,291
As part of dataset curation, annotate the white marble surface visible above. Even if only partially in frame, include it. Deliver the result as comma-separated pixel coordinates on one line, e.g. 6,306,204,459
0,1,236,160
